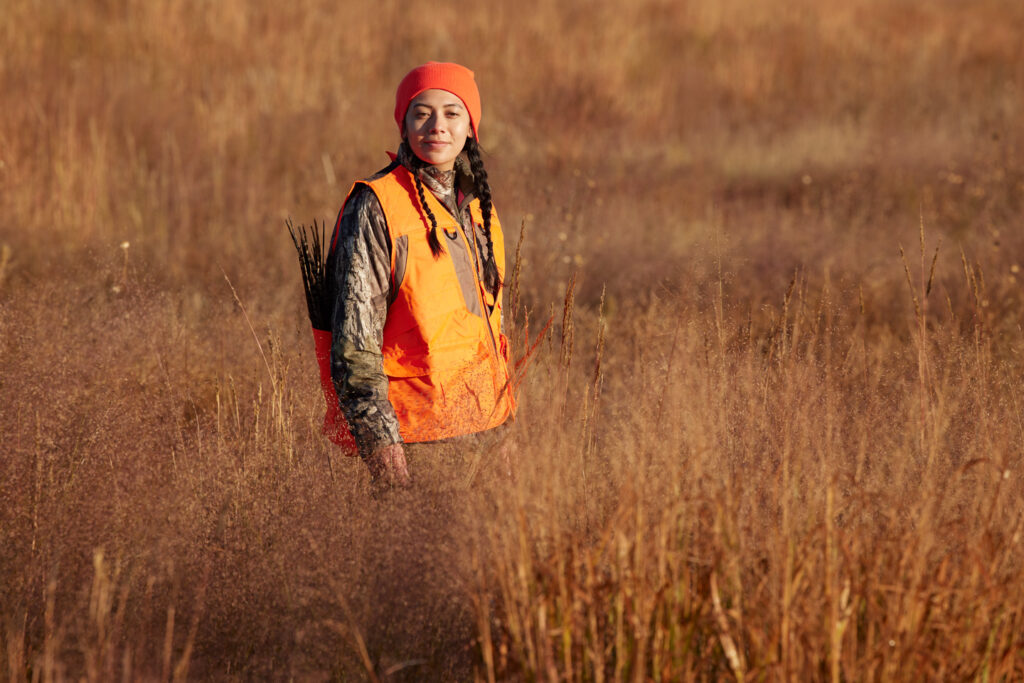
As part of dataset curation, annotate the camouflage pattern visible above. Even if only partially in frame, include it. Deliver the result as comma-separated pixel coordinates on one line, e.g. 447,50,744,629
327,149,498,457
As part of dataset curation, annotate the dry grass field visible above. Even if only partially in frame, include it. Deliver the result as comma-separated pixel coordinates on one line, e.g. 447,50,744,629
2,0,1024,679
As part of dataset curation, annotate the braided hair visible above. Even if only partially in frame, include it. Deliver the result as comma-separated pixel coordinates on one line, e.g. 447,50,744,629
400,140,445,258
464,137,501,299
400,137,501,299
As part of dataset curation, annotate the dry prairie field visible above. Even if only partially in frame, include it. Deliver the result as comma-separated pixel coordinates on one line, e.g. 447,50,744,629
2,0,1024,680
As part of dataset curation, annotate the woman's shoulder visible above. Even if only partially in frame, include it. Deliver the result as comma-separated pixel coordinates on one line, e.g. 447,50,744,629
346,159,406,203
337,181,391,244
342,182,382,216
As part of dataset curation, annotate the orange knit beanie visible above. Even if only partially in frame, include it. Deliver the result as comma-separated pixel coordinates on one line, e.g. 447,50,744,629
395,62,482,141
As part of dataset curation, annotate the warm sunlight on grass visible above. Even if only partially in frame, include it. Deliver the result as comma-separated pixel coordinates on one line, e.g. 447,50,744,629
2,0,1023,679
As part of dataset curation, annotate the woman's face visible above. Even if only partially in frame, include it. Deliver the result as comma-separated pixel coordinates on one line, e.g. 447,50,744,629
403,89,471,171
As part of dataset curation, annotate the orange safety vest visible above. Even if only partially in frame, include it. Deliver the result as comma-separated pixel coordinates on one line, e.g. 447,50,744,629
345,164,515,443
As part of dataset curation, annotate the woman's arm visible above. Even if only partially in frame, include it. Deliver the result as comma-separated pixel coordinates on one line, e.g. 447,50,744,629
326,186,404,459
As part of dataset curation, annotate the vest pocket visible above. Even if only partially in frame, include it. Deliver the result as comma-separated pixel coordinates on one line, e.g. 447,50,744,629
382,324,491,378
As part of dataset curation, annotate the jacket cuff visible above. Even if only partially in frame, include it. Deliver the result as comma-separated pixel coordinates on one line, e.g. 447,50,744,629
346,406,403,458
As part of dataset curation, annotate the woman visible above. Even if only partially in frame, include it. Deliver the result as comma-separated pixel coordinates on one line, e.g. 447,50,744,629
325,62,515,488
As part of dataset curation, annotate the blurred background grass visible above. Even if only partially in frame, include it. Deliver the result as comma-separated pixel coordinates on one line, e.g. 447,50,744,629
1,0,1023,679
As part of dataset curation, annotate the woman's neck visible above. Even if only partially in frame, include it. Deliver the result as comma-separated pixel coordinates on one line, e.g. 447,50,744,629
422,164,456,193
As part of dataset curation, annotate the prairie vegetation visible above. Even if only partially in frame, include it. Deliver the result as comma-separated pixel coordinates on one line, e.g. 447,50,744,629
2,0,1023,679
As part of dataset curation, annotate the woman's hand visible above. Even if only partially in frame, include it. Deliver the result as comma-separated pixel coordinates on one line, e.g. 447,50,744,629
365,443,412,489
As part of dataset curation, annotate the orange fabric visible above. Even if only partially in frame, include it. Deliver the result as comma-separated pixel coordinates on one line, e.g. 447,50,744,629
313,328,358,455
353,164,514,442
394,62,482,141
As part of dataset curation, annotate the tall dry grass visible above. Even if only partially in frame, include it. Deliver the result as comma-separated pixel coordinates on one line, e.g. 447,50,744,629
2,0,1023,679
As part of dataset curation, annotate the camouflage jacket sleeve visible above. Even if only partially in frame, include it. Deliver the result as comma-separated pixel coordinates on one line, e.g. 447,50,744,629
327,185,403,456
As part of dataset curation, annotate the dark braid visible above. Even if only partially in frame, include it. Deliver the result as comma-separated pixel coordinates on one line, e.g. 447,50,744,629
464,137,500,298
400,140,444,258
